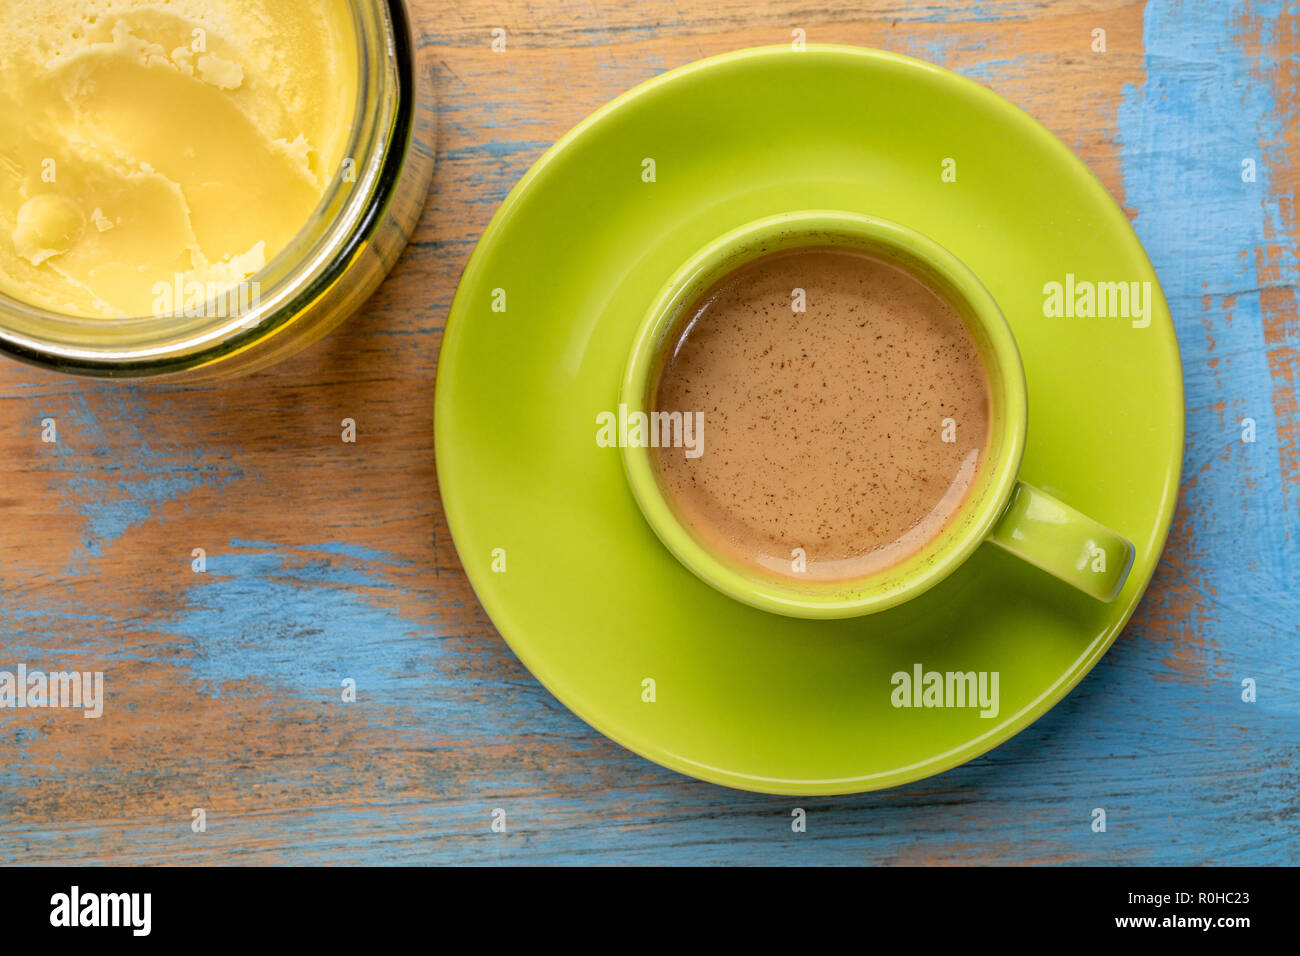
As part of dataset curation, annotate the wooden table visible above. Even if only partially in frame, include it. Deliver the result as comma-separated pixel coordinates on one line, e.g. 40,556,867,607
1,0,1296,865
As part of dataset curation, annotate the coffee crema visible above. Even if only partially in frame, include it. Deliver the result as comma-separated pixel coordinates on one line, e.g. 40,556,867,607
653,246,991,582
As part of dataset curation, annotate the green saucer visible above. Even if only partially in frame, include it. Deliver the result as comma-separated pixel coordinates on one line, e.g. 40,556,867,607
434,45,1184,795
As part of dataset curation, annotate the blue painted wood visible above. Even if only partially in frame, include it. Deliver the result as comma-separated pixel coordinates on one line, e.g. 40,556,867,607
0,0,1295,865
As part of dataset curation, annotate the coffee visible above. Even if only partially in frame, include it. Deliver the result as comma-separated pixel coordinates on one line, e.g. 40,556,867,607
653,246,990,582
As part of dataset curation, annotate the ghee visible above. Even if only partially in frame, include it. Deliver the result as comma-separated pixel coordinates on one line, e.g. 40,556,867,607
0,0,358,318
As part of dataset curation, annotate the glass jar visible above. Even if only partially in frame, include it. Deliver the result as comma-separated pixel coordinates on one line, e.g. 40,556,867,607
0,0,433,380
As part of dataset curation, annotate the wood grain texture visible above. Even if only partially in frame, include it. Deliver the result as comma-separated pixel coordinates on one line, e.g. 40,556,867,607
1,0,1296,865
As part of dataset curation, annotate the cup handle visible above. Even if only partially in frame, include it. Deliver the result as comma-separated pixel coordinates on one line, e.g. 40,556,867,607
987,482,1135,602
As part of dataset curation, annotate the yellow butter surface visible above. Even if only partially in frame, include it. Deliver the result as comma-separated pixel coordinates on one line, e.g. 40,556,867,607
0,0,357,318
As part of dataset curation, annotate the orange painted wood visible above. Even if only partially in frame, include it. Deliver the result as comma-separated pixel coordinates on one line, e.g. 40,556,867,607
0,0,1295,865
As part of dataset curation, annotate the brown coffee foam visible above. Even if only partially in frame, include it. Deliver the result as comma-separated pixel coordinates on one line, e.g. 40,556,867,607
653,246,991,583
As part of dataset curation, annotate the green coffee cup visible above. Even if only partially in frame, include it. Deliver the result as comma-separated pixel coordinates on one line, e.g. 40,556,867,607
620,210,1135,619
